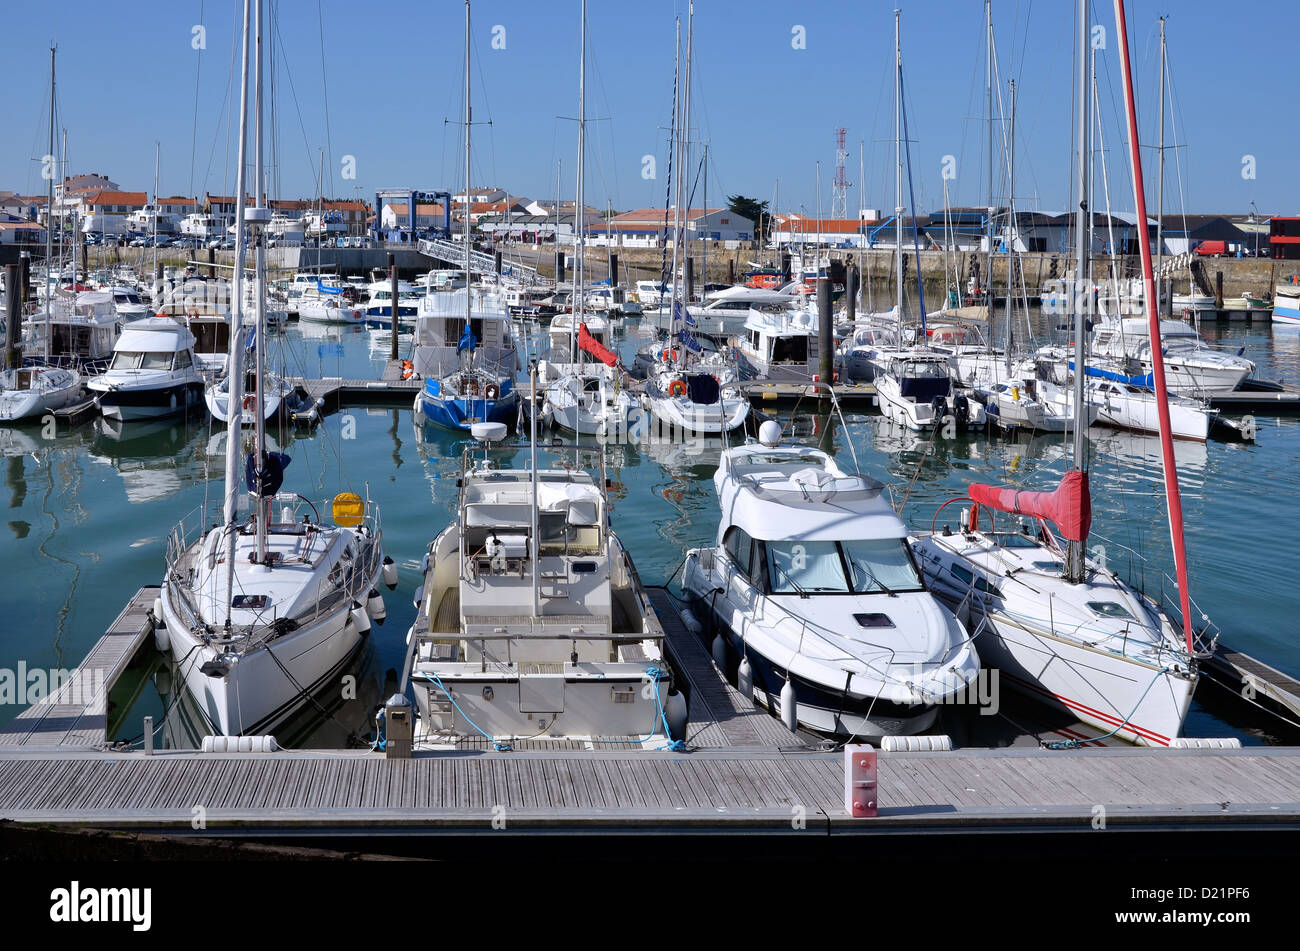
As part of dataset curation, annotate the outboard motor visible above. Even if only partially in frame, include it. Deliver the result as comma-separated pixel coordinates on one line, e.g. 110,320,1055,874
954,393,970,427
931,395,948,421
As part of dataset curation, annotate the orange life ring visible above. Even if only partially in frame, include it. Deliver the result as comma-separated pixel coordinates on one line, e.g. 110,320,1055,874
661,348,679,363
242,394,257,411
668,379,687,397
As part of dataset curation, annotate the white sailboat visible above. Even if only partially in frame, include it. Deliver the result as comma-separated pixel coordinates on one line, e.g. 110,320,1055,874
1,46,83,423
541,1,642,438
157,0,391,738
910,0,1206,746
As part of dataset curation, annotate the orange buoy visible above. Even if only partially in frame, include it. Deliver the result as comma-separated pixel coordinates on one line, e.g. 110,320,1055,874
668,379,687,397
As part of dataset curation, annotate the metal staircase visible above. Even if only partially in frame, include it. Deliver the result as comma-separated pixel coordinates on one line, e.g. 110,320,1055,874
418,238,542,285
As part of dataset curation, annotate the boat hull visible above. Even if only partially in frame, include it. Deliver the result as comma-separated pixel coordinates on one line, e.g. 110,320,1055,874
93,380,205,421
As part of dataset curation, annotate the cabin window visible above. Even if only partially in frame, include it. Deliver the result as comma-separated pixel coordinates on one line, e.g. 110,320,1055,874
722,526,753,581
766,541,848,594
841,538,924,593
173,350,192,370
948,562,1001,597
771,336,807,364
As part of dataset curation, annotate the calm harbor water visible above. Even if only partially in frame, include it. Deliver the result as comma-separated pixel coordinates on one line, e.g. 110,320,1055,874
1,312,1296,747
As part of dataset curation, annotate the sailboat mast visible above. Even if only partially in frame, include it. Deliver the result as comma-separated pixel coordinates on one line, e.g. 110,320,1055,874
254,0,268,564
464,0,472,338
45,46,54,364
152,141,160,282
223,0,253,624
893,10,902,331
572,0,586,360
984,0,993,332
667,15,683,344
1066,0,1090,583
1004,78,1015,374
1112,0,1195,653
1155,17,1165,299
681,0,694,316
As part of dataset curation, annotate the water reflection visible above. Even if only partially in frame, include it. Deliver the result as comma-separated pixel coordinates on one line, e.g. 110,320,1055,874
90,416,210,504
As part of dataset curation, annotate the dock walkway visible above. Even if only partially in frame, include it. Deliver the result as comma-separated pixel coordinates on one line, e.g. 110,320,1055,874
0,587,156,749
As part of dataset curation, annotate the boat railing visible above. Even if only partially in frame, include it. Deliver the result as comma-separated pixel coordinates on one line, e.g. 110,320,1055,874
1088,528,1220,658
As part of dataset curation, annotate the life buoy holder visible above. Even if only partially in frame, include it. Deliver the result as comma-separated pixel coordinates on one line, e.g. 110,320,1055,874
668,379,687,398
484,383,499,401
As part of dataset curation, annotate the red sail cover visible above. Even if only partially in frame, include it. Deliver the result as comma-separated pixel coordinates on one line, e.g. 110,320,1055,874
578,322,618,367
968,470,1092,542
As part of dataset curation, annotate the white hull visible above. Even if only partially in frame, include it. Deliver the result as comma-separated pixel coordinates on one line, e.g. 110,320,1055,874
940,593,1194,746
163,600,364,737
0,368,81,422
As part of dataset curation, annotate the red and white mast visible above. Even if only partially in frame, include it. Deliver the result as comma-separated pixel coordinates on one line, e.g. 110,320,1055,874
1112,0,1196,654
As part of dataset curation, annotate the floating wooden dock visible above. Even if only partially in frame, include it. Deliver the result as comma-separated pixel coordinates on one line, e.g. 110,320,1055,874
0,587,156,749
4,588,1300,843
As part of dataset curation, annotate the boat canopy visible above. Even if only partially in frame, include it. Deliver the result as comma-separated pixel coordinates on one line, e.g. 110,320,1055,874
967,470,1092,542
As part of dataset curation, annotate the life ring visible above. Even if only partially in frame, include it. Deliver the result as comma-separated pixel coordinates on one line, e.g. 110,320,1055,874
242,394,257,411
668,379,687,398
485,383,499,401
400,359,415,381
661,348,678,363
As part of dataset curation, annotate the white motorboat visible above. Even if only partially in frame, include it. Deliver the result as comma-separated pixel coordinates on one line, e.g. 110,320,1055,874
681,421,981,738
875,350,986,432
86,316,205,421
647,285,795,338
730,304,824,382
0,366,82,423
1090,315,1254,396
297,295,366,324
402,420,677,746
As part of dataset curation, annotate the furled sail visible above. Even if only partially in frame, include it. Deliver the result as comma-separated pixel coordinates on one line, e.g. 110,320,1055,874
578,322,618,367
967,470,1091,542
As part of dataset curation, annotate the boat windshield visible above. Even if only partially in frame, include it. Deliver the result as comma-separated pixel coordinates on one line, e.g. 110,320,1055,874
110,350,174,371
766,538,922,595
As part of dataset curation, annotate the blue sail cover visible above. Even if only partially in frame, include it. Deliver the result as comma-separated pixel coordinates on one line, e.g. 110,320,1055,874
245,450,291,497
316,279,343,295
678,328,702,353
1069,360,1154,389
457,324,478,353
674,299,697,327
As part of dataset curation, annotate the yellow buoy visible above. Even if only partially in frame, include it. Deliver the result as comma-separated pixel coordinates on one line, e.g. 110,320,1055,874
331,492,365,527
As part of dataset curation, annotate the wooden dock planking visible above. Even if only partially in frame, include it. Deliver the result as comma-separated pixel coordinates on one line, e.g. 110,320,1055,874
649,587,808,751
1203,644,1300,730
0,587,156,748
2,747,1299,831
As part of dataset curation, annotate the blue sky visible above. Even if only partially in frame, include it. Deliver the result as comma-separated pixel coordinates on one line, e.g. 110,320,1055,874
2,0,1294,217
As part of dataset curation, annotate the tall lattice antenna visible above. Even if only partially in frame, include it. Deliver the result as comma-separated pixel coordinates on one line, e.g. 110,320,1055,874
831,127,850,219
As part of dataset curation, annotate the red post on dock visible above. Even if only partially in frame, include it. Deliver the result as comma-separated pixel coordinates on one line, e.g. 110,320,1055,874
843,745,878,818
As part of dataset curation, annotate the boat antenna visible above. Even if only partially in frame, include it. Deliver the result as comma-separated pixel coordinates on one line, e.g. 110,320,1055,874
1112,0,1195,654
